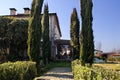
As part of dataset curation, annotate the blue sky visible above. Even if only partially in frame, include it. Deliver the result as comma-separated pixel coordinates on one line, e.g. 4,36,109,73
0,0,120,52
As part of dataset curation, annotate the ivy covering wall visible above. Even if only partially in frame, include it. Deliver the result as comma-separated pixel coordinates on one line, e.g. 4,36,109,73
0,17,28,62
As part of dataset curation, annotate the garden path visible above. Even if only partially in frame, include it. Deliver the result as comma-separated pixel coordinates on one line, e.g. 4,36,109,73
35,67,74,80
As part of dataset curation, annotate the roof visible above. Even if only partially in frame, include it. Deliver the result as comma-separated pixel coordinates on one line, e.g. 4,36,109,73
102,52,116,55
0,13,62,37
101,52,120,56
23,8,30,10
9,8,17,11
112,54,120,56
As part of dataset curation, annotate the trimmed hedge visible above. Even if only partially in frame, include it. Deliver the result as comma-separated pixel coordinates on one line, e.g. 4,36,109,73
0,61,37,80
72,60,120,80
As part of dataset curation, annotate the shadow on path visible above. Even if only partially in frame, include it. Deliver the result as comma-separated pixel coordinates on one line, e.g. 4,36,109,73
35,67,74,80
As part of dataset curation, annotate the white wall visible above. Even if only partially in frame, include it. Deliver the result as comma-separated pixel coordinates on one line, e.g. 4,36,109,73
49,15,61,41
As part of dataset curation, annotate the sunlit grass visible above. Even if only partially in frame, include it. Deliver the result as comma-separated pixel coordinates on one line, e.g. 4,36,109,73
94,63,120,71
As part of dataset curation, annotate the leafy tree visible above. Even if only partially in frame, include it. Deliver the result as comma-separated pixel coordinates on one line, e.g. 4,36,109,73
80,0,94,66
27,0,44,72
42,4,51,65
70,8,80,59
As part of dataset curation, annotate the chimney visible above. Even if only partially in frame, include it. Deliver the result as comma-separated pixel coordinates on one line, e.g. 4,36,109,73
9,8,17,15
23,8,30,14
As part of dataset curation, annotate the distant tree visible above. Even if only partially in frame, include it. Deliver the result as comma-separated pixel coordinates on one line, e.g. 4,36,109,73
80,0,94,66
42,4,51,65
70,8,80,59
27,0,44,73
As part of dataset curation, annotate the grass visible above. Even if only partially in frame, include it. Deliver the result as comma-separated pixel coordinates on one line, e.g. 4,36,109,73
47,61,71,69
94,63,120,71
39,61,71,76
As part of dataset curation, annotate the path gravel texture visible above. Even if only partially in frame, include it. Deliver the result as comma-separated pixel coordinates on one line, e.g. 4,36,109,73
35,67,74,80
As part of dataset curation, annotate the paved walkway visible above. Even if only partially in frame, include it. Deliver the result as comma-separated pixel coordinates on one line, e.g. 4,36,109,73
35,67,74,80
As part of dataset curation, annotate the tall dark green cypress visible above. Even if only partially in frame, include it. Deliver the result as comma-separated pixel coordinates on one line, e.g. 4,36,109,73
30,0,35,17
42,4,50,65
80,0,87,66
70,8,80,59
27,0,44,70
86,0,94,65
80,0,94,66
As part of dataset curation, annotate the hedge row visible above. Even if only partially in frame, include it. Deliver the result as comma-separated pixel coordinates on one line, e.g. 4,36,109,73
0,61,37,80
72,60,120,80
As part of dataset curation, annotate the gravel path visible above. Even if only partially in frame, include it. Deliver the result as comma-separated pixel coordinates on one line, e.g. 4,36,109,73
35,67,74,80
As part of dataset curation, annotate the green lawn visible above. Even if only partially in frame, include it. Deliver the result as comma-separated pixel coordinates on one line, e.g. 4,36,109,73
47,61,71,68
39,61,71,75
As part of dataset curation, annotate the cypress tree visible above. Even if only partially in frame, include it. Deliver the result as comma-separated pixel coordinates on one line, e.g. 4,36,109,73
30,0,36,17
80,0,94,66
86,0,94,65
42,4,50,65
80,0,87,66
70,8,80,59
27,0,44,72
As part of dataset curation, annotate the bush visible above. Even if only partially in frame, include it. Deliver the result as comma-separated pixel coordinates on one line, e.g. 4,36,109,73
0,61,37,80
72,60,120,80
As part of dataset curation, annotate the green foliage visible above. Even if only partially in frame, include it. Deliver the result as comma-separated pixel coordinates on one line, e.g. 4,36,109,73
27,0,44,74
0,61,37,80
93,66,120,80
80,0,94,66
72,60,120,80
48,61,71,68
0,17,28,61
8,19,28,61
42,4,51,65
0,17,13,38
86,0,94,65
70,8,80,59
30,0,36,17
27,0,43,63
